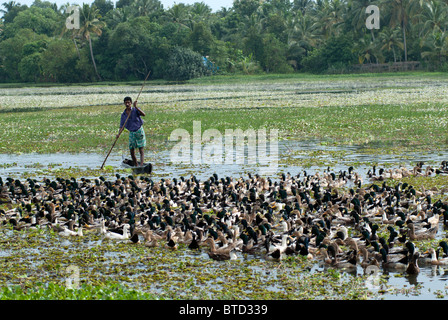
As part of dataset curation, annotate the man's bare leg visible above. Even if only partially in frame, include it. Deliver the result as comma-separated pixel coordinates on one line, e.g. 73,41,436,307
138,147,144,166
130,148,138,166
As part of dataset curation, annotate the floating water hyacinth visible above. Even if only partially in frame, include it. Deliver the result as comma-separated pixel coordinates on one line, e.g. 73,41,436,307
1,74,448,154
2,77,448,111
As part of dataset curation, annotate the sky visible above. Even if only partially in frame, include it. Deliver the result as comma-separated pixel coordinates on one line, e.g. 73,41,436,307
6,0,234,12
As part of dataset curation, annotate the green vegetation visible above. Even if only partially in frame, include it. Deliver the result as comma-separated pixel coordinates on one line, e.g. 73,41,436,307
0,282,159,300
1,73,448,300
165,46,210,81
0,225,373,300
1,73,448,155
2,0,448,83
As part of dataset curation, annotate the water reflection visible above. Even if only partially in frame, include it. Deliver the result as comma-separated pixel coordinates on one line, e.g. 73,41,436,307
1,140,448,181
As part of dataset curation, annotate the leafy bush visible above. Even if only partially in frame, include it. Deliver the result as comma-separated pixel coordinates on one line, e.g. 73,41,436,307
261,34,294,73
165,46,210,81
39,40,80,82
236,53,262,75
302,35,355,74
18,52,42,82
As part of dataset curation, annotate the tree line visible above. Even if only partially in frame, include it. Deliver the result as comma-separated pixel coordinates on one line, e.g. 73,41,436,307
1,0,448,83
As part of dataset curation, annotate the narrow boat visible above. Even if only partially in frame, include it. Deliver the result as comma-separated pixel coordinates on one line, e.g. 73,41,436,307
122,158,153,174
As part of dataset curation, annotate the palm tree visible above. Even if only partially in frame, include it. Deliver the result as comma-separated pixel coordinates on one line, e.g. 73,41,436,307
164,3,191,30
132,0,162,17
315,0,345,39
421,29,448,67
383,0,421,62
78,3,105,81
241,7,264,35
417,0,448,67
287,10,319,57
354,36,382,64
379,27,404,62
347,0,378,41
421,0,448,33
292,0,314,14
1,0,18,14
187,2,212,31
105,6,133,29
191,2,212,21
1,0,23,23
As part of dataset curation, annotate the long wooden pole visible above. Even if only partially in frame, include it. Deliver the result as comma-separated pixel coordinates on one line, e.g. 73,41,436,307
100,70,151,170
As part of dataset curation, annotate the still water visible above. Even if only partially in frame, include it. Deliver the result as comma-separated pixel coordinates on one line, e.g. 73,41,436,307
2,139,448,179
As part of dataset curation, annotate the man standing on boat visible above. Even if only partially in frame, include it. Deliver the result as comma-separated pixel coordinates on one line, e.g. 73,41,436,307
118,96,146,167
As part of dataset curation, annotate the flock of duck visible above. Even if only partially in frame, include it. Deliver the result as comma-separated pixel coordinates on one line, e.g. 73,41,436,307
1,160,448,275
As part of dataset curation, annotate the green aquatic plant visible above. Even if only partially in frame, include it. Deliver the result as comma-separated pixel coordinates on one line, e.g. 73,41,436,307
2,73,448,154
0,282,159,300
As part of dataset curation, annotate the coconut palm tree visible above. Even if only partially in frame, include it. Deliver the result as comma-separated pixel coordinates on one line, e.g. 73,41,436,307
163,3,191,30
420,29,448,67
78,3,105,81
132,0,162,17
347,0,379,41
287,10,319,57
379,26,404,62
421,0,448,33
354,35,382,64
382,0,421,62
292,0,314,14
1,0,18,15
1,0,24,23
105,6,133,29
241,7,264,35
190,1,212,21
315,0,345,39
